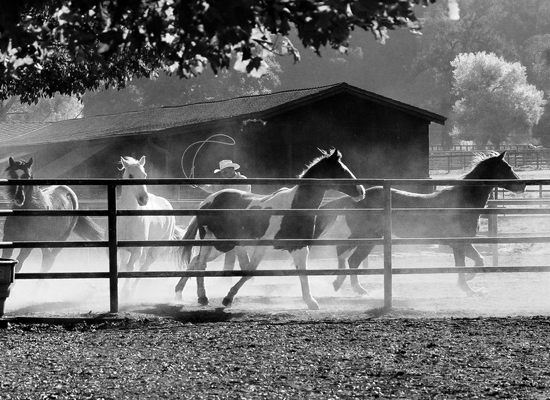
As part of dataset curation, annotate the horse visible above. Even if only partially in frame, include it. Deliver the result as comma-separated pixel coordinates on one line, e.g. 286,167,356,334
314,151,526,297
175,148,365,310
116,156,182,295
2,157,104,274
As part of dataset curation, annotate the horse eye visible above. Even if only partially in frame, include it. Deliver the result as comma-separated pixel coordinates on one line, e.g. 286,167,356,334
128,174,134,179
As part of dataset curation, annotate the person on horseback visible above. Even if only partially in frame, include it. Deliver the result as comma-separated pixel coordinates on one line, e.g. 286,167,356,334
198,159,251,271
199,160,251,194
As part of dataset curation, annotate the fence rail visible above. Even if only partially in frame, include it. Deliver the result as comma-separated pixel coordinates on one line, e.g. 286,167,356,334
2,177,550,313
430,149,550,172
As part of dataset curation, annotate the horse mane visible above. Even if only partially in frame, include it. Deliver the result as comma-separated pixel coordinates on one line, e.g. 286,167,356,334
118,156,139,171
461,151,501,179
298,149,340,178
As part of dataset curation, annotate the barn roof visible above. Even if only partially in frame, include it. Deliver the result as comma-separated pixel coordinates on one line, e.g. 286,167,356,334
0,82,445,148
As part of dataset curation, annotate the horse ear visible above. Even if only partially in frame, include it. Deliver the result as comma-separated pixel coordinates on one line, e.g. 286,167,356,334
8,157,14,166
329,149,342,160
498,151,506,160
119,157,127,171
139,156,146,166
27,158,33,168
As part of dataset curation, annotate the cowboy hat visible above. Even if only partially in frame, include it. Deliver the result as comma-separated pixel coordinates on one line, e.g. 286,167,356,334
214,159,240,173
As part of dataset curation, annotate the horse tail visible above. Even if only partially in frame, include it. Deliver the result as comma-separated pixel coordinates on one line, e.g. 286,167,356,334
178,217,199,268
74,216,105,241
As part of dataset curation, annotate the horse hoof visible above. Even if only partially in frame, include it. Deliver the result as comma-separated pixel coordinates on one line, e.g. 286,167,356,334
198,296,209,306
332,280,343,292
306,300,320,311
475,287,488,297
222,297,233,308
353,286,369,296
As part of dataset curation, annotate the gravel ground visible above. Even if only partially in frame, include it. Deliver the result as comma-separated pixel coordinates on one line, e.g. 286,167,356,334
2,310,550,400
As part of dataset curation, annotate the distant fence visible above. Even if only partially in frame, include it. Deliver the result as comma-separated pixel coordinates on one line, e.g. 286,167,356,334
429,144,540,152
2,177,550,314
430,149,550,172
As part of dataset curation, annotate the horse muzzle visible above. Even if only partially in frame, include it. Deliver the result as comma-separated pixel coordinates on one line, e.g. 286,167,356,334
138,195,149,206
506,182,526,194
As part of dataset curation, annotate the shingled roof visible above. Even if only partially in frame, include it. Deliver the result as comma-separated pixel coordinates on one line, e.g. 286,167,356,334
0,82,445,148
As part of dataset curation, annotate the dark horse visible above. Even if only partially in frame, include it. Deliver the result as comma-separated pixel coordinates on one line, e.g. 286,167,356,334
314,151,526,297
176,149,365,310
2,157,104,273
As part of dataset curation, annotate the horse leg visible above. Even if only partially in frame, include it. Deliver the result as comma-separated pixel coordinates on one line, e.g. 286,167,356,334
347,245,374,295
291,247,319,310
464,244,484,281
175,246,213,306
452,246,478,297
174,254,198,302
34,248,60,292
332,246,353,292
14,248,33,274
130,247,158,293
223,249,236,271
222,247,267,308
121,248,142,297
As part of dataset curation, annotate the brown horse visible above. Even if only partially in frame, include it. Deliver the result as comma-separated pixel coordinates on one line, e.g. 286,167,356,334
2,157,104,273
314,151,526,296
176,149,365,310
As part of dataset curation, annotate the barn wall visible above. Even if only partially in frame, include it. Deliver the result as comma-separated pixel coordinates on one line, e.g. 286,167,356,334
239,93,430,181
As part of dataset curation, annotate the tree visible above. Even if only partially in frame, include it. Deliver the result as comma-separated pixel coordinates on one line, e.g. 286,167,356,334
82,50,282,116
450,52,545,148
410,0,550,148
1,96,82,122
0,0,436,104
524,34,550,146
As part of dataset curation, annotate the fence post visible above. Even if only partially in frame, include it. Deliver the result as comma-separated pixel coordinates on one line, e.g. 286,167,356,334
107,183,118,313
488,201,498,266
383,182,393,310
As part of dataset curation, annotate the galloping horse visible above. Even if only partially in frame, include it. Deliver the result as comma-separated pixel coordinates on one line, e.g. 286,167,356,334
175,149,365,310
314,151,526,297
2,157,104,273
117,156,181,295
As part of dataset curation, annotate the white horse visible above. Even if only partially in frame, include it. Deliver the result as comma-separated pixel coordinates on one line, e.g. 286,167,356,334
117,156,178,295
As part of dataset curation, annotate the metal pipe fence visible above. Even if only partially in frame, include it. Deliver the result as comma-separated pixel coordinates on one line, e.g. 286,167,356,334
2,177,550,313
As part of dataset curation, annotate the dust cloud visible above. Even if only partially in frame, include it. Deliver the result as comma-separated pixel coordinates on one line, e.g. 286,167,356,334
4,243,550,318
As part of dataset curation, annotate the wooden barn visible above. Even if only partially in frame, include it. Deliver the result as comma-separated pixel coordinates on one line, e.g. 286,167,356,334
0,82,445,197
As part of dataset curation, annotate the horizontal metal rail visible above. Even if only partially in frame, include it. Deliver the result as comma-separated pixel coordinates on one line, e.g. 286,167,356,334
14,265,550,280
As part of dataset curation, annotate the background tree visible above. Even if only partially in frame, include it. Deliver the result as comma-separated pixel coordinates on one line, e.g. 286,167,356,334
0,0,435,104
524,34,550,146
82,52,282,116
450,52,545,148
410,0,550,148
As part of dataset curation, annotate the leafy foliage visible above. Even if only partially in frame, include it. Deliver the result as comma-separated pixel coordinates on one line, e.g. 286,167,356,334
0,0,435,103
451,52,545,147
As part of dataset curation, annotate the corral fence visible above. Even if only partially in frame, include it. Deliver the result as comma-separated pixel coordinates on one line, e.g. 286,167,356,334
2,177,550,314
429,149,550,172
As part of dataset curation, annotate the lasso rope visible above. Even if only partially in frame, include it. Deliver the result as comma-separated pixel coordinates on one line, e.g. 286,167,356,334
180,134,236,183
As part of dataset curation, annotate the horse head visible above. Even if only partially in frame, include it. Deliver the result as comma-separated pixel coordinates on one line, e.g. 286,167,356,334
120,156,150,206
5,157,34,207
469,151,526,194
301,149,365,201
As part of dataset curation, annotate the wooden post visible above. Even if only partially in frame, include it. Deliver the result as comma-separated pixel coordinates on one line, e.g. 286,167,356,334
383,182,393,310
107,184,119,313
